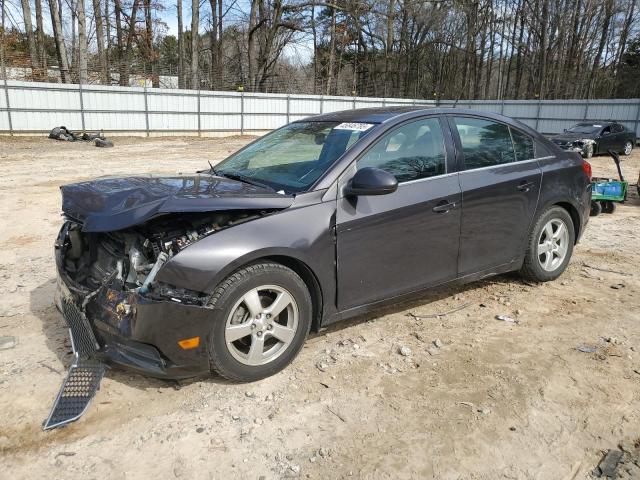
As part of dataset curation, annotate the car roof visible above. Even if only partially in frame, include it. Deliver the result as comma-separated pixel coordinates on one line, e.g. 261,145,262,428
575,121,615,126
303,106,515,124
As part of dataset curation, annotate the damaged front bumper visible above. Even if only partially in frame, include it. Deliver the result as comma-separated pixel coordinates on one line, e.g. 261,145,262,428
54,228,214,380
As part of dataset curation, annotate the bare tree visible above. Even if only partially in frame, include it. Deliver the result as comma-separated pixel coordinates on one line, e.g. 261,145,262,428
177,0,186,88
77,0,88,84
48,0,71,82
190,0,199,88
20,0,40,75
93,0,109,83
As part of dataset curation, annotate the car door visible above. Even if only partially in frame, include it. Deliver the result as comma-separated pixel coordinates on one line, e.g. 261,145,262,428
448,116,542,276
597,125,615,153
335,116,461,311
611,124,626,152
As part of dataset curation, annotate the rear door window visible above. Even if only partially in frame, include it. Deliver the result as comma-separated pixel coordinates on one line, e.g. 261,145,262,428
453,117,515,169
510,128,535,161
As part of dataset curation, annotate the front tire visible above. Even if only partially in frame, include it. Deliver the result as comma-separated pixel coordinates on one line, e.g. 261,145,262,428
623,141,633,156
520,207,575,282
207,262,312,382
583,143,594,158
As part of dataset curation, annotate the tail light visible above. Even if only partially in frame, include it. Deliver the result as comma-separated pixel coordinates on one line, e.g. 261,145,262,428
582,159,592,180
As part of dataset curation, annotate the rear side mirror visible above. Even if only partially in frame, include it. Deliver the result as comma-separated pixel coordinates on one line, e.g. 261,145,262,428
345,167,398,196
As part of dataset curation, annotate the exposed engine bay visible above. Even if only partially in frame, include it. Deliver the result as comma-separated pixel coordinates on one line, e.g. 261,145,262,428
60,210,269,304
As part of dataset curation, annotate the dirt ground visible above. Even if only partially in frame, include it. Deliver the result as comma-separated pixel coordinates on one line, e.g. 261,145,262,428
1,135,639,480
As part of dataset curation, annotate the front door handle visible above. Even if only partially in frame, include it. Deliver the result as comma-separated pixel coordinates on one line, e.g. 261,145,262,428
432,200,457,213
517,181,535,192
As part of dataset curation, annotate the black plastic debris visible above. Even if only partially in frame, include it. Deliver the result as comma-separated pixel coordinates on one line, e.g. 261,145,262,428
95,138,114,148
48,126,114,147
595,449,624,478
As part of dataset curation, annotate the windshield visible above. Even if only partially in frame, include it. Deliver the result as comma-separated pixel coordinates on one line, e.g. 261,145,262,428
567,123,602,134
213,121,374,193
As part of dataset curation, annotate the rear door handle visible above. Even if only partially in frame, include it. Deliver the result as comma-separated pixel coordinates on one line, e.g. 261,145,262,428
517,181,535,192
432,201,457,213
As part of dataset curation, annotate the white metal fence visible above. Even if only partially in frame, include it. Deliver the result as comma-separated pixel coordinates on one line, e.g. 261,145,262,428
1,80,639,138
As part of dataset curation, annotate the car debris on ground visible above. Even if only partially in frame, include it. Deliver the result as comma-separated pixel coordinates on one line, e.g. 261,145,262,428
495,314,519,324
48,126,114,147
594,449,624,478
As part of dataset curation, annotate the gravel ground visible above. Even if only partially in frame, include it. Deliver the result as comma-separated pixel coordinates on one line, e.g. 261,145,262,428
0,136,639,479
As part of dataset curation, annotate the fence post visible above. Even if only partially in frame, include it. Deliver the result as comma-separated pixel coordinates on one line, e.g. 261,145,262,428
635,100,640,141
319,95,324,114
583,99,590,120
534,99,542,131
78,81,86,132
286,94,290,124
197,89,201,137
143,86,150,137
352,95,356,110
240,92,245,135
500,98,505,115
2,76,12,135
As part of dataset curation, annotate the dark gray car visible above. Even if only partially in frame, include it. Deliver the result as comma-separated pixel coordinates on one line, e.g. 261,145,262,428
550,121,636,158
55,107,592,382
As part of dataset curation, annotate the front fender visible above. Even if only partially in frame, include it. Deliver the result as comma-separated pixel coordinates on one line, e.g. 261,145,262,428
154,200,336,301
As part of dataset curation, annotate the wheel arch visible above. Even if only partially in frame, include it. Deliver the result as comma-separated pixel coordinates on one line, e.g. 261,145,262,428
553,201,581,244
213,253,325,334
260,255,324,333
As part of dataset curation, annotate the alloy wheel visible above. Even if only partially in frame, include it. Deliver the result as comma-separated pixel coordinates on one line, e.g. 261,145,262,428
224,285,299,366
537,218,569,272
624,141,633,155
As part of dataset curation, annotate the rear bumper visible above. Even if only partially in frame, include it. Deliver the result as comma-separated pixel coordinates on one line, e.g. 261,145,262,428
54,229,214,379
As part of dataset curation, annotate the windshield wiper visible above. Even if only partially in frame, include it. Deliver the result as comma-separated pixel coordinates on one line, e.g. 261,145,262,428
210,168,276,192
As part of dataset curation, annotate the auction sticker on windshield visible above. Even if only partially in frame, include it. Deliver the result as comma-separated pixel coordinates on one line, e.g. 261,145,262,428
334,122,375,131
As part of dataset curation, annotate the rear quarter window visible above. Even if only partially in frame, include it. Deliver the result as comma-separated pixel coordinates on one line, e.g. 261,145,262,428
510,128,535,161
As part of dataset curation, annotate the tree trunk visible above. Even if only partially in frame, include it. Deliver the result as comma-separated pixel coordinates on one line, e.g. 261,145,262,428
208,0,217,89
190,0,199,89
247,0,259,91
48,0,70,82
325,5,336,95
144,0,158,86
587,0,613,98
34,0,47,78
93,0,108,84
77,0,88,84
20,0,40,76
177,0,185,88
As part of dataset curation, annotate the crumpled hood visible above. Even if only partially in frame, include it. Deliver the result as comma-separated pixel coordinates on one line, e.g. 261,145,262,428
61,173,294,232
551,133,595,144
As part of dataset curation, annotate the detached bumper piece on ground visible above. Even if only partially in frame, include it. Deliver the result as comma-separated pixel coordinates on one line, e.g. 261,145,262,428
43,299,105,430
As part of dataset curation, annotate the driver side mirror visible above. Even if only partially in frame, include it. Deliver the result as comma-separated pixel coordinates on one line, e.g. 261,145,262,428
345,167,398,196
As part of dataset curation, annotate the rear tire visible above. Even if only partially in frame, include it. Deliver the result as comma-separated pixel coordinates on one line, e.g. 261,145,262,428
207,262,312,382
520,207,575,282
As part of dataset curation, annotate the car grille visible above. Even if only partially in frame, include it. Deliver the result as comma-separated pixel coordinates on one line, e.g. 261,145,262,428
61,298,100,358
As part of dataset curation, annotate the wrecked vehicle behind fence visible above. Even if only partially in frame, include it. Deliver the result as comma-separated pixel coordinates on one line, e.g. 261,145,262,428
47,107,591,429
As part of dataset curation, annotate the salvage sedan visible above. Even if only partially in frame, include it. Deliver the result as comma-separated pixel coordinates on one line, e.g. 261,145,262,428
550,121,635,158
55,108,592,385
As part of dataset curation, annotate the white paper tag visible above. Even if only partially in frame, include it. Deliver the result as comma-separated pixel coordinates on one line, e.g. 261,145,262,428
334,122,374,131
